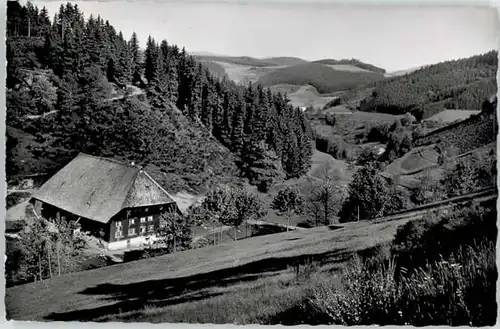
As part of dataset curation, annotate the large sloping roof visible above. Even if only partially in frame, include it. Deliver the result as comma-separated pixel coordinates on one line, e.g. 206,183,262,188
32,153,176,223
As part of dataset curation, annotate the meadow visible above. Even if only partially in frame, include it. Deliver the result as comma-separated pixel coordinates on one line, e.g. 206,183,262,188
4,215,418,322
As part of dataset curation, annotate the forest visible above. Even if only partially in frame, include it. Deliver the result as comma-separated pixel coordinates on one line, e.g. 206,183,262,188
256,62,385,94
358,51,498,119
6,1,313,193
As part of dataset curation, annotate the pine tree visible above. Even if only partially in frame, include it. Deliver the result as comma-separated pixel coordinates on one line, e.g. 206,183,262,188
129,32,142,85
165,55,179,104
144,35,157,83
231,95,246,154
114,32,133,86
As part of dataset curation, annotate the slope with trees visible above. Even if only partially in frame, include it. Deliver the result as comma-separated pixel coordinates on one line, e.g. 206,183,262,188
257,63,385,94
312,58,386,74
359,51,497,119
6,1,314,194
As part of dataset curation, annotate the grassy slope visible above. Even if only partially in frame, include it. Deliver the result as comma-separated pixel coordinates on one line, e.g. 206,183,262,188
6,216,415,322
424,109,481,123
257,63,385,94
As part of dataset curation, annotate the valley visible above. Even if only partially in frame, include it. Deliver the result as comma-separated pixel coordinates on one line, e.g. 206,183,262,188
4,1,498,326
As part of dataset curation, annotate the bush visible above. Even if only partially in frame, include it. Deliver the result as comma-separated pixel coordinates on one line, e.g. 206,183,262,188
322,98,341,110
391,201,497,274
305,236,496,326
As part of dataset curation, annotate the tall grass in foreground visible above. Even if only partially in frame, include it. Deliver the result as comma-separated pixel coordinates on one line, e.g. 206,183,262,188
306,239,497,326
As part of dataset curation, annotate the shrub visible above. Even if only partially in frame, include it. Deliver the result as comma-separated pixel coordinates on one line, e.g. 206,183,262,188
305,238,496,326
391,201,497,274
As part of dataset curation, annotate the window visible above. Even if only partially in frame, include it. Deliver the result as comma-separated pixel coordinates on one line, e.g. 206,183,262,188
129,218,135,225
147,216,153,222
148,225,155,232
140,227,146,234
115,221,122,228
115,229,122,238
140,217,146,223
128,228,136,236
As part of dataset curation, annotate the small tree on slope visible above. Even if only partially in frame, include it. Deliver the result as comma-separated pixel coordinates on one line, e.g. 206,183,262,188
271,186,305,231
339,163,389,223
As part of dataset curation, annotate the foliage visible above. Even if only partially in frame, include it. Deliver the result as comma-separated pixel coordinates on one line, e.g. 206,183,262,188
198,186,265,241
271,186,305,230
307,239,496,326
416,110,497,156
257,63,384,94
315,135,354,161
392,202,497,273
322,97,341,110
307,166,345,226
339,163,389,222
6,216,88,287
6,1,314,193
359,51,497,118
305,200,497,326
144,211,194,256
312,58,386,74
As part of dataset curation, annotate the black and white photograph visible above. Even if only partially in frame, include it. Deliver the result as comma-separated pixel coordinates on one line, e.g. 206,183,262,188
4,0,499,326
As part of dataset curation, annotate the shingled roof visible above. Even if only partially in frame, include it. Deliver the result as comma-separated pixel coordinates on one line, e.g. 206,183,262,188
32,153,177,223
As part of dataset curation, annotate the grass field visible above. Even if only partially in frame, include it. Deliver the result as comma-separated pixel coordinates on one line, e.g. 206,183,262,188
286,85,338,109
424,109,481,123
384,145,440,177
212,61,284,84
6,215,415,323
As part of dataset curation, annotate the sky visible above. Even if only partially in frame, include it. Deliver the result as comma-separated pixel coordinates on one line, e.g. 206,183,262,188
28,1,499,72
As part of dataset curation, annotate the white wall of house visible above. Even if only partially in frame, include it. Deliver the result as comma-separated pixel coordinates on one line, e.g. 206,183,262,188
103,234,159,251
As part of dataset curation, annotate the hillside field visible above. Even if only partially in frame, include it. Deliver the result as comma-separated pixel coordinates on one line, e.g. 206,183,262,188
424,109,481,123
6,215,417,322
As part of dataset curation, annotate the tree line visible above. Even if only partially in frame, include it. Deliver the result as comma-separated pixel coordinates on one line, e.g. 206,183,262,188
359,51,498,119
6,1,313,192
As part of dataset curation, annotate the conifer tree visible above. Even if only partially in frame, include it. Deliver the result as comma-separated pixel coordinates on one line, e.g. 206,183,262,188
144,35,158,83
128,32,142,85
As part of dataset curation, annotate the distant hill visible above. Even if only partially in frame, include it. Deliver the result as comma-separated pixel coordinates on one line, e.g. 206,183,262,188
257,62,385,94
200,61,227,79
312,59,386,74
193,55,278,67
359,50,498,120
262,57,308,66
385,65,426,77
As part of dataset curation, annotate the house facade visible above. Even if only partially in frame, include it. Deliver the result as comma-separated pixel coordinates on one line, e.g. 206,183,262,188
30,153,181,250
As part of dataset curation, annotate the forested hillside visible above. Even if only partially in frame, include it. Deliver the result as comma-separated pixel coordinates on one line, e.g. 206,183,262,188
312,59,386,74
6,1,313,193
257,63,385,94
359,51,498,119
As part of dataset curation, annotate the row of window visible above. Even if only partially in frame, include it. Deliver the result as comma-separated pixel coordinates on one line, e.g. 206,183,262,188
115,225,155,238
115,216,154,228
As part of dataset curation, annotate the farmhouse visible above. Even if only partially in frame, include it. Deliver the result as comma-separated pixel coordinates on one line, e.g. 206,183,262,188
30,153,181,250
